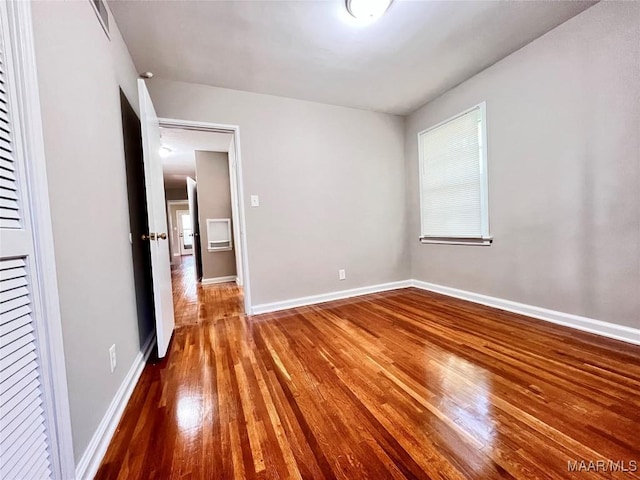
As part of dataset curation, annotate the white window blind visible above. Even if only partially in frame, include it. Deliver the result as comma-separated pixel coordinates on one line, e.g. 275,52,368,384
418,103,490,245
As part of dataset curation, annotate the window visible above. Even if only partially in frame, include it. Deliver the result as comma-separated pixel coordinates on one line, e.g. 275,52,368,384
418,102,491,245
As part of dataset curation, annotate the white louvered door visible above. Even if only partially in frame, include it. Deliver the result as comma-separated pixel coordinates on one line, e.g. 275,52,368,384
0,51,19,229
0,9,53,480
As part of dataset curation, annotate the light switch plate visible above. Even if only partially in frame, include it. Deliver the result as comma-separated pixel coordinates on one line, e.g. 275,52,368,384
109,344,117,372
251,195,260,207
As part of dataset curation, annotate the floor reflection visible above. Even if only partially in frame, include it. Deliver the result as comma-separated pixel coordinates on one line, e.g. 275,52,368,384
176,393,203,433
96,284,640,479
439,355,496,447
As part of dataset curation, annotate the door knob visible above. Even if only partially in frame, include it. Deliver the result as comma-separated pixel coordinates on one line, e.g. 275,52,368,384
141,233,156,241
158,233,167,240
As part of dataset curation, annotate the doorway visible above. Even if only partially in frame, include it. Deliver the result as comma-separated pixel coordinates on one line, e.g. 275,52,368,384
159,120,251,318
166,200,192,261
177,210,193,255
120,90,155,349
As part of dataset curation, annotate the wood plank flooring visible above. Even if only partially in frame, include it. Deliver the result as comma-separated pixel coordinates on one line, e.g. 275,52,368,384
171,255,244,327
96,262,640,479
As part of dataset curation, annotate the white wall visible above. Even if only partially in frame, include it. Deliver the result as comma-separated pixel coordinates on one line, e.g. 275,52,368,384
148,79,409,306
405,2,640,329
31,0,149,463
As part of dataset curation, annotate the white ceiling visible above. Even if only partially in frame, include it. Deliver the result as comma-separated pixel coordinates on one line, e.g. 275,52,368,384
110,0,594,115
160,127,232,188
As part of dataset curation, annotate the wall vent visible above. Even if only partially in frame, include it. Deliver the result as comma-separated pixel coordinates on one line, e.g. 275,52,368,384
90,0,110,39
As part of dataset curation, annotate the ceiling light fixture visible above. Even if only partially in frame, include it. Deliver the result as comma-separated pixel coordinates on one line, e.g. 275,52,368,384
346,0,392,21
159,146,172,158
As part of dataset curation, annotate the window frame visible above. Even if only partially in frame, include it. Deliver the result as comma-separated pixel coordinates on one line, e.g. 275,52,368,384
417,101,491,246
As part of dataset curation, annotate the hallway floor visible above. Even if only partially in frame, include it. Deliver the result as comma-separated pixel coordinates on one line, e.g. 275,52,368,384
171,255,244,327
95,264,640,479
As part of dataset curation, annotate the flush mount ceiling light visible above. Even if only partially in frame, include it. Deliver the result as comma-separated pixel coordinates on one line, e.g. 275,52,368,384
159,146,172,158
346,0,393,21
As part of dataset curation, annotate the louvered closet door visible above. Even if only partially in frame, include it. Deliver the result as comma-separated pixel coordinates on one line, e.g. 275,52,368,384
0,20,53,480
0,49,19,229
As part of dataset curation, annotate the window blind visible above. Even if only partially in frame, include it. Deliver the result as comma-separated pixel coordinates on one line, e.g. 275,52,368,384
418,104,489,241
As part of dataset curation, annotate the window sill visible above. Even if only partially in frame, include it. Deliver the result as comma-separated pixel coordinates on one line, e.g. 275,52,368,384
419,236,492,246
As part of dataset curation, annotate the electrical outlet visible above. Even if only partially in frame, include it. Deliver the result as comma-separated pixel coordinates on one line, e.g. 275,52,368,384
250,195,260,207
109,344,117,373
338,269,346,280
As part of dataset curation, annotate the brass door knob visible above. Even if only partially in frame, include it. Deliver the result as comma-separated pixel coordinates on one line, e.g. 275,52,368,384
141,234,150,241
158,233,168,240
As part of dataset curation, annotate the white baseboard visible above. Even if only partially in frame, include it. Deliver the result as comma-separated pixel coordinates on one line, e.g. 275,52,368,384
201,275,237,285
251,280,412,315
252,278,639,345
75,334,156,480
411,280,640,346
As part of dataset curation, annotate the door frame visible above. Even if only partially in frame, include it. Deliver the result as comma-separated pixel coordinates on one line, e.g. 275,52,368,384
176,209,193,255
159,118,252,315
1,1,75,477
166,199,189,257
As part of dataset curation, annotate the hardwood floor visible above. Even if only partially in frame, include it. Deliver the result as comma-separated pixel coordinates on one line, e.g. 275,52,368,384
171,255,244,327
96,274,640,479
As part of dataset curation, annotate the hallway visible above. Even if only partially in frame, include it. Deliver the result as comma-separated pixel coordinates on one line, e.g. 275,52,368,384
171,255,244,327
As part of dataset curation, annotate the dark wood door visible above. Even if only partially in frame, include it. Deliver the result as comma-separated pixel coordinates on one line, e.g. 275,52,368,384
120,90,155,349
187,177,203,280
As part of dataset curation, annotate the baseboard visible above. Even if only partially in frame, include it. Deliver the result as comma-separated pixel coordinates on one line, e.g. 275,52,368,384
251,280,412,315
201,275,236,285
411,280,640,346
75,334,156,480
253,278,638,345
